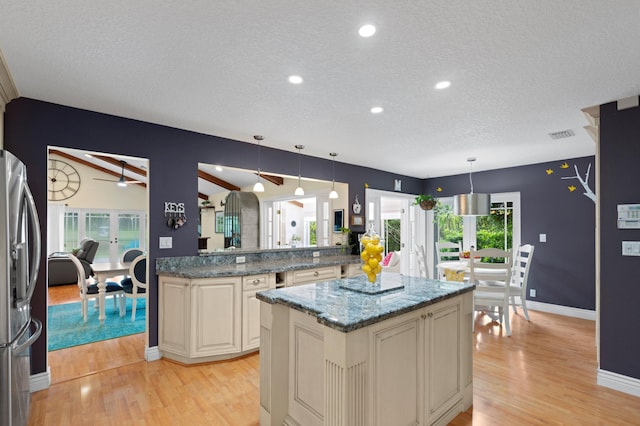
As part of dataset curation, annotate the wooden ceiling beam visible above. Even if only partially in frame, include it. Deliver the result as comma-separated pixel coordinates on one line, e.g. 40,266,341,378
258,173,284,186
198,169,241,191
93,154,147,177
48,149,147,188
288,200,303,208
198,192,209,201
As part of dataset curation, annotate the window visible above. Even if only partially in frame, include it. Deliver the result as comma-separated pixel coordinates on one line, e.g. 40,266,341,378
437,192,520,256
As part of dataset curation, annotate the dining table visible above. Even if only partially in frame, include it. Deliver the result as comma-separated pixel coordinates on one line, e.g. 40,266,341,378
436,258,508,282
92,261,132,324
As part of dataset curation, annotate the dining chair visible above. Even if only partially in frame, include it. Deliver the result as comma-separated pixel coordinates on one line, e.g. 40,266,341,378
68,254,125,322
435,241,462,279
508,244,535,320
121,254,147,321
120,247,144,264
469,248,513,336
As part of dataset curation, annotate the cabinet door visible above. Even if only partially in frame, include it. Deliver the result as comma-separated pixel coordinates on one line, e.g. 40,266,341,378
192,277,241,356
369,310,423,426
242,290,261,351
426,299,461,421
158,277,191,356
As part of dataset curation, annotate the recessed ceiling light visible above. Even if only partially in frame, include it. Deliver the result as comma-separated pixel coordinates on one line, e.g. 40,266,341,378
288,75,303,84
358,24,376,38
435,81,451,90
215,166,223,172
370,106,384,114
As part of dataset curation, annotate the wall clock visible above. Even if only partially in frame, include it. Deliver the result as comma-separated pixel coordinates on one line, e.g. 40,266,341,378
48,159,81,201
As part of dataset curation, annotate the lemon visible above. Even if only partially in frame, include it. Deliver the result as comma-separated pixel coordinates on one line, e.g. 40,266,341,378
368,258,379,269
362,264,372,274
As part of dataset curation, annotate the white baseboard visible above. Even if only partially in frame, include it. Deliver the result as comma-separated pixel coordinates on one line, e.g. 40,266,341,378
527,301,596,321
597,369,640,398
30,367,51,392
145,345,162,362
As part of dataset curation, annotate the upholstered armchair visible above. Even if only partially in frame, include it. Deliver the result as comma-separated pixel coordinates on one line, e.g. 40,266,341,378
48,238,100,286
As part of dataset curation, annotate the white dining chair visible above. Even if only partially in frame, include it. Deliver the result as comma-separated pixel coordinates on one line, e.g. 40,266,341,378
122,254,147,321
69,254,125,322
435,241,462,279
508,244,535,320
470,248,513,336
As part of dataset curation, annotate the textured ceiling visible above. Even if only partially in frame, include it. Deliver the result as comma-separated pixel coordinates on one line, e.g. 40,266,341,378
1,1,639,178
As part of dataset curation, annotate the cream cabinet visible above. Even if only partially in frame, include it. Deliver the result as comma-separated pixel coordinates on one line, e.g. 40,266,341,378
159,273,274,363
158,276,191,357
192,276,242,356
242,274,274,351
368,295,467,425
286,265,341,287
260,291,473,426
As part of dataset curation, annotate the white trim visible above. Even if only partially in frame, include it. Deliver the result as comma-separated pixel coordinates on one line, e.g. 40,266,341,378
30,368,51,392
597,369,640,398
528,301,596,321
145,345,162,362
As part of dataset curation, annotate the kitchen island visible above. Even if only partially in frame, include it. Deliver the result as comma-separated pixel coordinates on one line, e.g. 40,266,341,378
257,273,475,426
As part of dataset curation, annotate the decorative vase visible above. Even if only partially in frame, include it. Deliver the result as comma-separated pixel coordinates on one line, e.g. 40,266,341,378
360,224,383,283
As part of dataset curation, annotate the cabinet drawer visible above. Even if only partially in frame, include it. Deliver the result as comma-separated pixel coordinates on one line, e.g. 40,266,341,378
242,274,271,290
290,266,339,286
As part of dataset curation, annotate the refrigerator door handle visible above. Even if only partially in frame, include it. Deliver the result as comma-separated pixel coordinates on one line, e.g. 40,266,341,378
14,318,42,354
21,183,41,305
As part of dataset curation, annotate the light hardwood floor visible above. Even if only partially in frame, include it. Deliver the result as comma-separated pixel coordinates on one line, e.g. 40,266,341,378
34,285,640,425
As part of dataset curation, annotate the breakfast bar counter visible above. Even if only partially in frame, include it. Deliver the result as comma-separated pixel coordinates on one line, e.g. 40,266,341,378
257,273,475,426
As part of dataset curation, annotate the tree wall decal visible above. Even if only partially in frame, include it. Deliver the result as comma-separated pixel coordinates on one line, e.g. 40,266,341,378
560,163,596,203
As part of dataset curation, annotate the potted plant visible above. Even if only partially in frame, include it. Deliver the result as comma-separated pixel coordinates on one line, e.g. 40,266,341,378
413,194,438,210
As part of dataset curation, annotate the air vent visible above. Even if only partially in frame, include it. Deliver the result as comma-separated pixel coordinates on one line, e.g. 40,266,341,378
548,129,575,140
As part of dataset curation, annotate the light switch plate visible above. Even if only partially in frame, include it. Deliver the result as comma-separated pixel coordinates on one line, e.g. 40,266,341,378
159,237,172,249
622,241,640,256
539,234,547,243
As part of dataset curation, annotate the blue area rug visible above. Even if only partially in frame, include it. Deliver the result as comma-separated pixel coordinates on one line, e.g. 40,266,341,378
48,297,146,351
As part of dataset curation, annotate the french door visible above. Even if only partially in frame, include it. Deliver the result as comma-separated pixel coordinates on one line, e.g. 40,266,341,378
64,208,146,263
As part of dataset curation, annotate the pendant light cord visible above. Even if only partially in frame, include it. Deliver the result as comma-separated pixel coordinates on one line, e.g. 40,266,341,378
469,161,474,194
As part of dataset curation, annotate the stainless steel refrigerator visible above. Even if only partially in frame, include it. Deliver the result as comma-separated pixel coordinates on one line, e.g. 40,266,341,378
0,150,42,426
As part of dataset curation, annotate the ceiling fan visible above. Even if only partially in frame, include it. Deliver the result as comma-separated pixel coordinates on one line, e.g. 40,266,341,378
94,160,143,187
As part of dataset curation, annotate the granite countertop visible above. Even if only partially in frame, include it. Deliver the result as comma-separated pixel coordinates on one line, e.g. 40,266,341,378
156,255,361,278
256,273,475,332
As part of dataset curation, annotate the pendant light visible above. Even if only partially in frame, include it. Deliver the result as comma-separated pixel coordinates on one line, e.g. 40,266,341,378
294,144,305,196
453,157,491,216
329,152,339,199
253,135,265,192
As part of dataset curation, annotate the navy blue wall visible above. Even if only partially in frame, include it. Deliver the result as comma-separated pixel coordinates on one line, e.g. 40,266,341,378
424,156,596,311
4,97,423,374
599,101,640,379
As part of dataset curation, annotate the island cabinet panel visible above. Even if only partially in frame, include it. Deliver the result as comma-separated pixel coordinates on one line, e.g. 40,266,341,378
426,300,463,425
158,276,191,356
288,309,325,426
258,276,473,426
370,311,423,426
192,277,242,356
